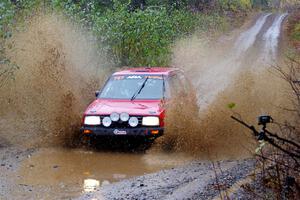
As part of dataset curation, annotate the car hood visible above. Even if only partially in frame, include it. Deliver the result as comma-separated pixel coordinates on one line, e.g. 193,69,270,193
84,99,164,116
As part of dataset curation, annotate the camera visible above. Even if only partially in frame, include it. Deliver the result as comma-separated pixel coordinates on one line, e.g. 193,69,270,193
258,115,272,126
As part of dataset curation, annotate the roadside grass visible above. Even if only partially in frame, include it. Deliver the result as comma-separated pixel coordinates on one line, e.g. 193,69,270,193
291,23,300,41
287,8,300,50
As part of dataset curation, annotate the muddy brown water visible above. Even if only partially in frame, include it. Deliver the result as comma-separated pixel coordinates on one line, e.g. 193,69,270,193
0,12,291,200
13,148,192,199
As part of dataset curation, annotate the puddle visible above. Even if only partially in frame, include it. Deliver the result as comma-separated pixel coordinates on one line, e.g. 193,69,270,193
16,147,192,198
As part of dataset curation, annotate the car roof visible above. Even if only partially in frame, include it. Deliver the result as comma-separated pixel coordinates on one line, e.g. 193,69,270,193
113,67,181,76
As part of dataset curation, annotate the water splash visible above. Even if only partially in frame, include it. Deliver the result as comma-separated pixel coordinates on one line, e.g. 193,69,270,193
168,13,289,157
0,14,111,147
262,13,288,63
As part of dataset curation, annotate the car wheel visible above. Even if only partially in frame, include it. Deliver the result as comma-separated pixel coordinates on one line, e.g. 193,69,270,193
80,135,94,147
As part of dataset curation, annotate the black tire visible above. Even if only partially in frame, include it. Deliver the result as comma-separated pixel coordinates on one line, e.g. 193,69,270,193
80,135,94,147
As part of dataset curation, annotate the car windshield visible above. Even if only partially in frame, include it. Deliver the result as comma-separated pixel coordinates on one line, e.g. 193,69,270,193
99,75,164,100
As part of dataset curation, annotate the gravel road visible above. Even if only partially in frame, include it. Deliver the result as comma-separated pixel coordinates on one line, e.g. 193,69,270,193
79,159,255,200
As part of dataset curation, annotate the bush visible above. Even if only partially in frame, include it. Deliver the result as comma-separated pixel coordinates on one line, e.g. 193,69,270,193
287,10,300,50
0,0,15,39
92,5,196,66
291,23,300,41
0,0,45,39
1,0,229,67
54,2,228,66
217,0,252,12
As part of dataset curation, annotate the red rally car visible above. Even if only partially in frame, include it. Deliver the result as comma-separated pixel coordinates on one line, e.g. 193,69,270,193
80,67,190,141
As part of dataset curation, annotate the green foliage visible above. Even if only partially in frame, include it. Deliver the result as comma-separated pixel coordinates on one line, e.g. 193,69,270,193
92,5,197,66
287,10,300,48
251,0,270,8
291,23,300,41
217,0,252,12
227,102,236,109
0,0,230,66
53,1,228,66
0,0,41,83
0,0,15,39
0,0,15,80
0,0,44,39
13,0,42,12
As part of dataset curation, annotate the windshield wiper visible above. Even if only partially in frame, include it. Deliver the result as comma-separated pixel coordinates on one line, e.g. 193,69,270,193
131,77,149,101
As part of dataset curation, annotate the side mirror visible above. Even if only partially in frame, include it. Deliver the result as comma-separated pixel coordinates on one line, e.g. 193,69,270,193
95,91,100,98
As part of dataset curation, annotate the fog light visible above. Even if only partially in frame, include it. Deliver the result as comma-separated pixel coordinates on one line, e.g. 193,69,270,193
120,112,129,122
110,112,120,122
102,117,112,127
128,117,138,127
83,129,92,134
151,130,159,135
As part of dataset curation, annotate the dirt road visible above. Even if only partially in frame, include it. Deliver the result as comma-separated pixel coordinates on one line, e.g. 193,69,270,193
0,12,288,200
0,146,195,199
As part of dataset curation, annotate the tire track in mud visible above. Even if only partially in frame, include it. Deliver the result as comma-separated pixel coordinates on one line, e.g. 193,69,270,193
178,12,288,109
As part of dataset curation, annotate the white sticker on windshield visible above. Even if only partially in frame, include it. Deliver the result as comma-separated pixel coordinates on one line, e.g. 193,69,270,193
127,75,142,79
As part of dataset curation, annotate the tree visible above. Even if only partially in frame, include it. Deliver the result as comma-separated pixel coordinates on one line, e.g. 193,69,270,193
129,0,146,11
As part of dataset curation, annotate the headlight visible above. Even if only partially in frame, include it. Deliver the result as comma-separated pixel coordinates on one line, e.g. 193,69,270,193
142,116,159,126
102,116,112,127
120,112,129,122
84,116,101,125
110,112,119,122
128,117,139,127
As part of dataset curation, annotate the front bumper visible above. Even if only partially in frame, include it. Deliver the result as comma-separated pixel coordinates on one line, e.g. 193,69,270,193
80,126,163,137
